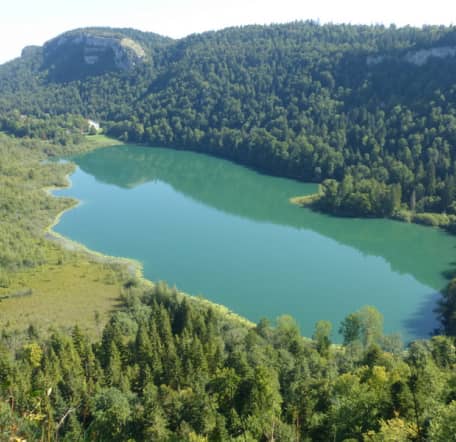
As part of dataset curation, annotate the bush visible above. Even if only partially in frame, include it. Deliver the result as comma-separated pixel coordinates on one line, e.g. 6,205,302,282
412,212,450,227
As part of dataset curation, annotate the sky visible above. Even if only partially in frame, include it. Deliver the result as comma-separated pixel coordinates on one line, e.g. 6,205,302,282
1,0,455,64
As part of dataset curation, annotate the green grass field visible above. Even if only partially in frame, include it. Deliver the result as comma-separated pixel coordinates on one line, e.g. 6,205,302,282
0,243,126,337
0,134,127,336
82,133,122,150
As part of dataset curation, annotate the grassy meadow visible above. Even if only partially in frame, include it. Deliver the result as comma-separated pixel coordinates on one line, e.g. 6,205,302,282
0,133,128,336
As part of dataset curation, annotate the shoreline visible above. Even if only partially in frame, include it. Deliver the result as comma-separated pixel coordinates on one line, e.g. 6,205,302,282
44,166,149,281
290,192,456,231
43,154,255,329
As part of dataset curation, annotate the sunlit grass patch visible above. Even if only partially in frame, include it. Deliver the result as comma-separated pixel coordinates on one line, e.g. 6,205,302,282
0,242,125,337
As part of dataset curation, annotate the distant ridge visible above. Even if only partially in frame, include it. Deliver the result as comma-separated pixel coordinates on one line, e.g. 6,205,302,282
1,22,456,219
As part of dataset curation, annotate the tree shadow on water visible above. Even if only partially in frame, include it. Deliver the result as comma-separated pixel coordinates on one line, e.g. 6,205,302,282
441,262,456,280
403,291,442,341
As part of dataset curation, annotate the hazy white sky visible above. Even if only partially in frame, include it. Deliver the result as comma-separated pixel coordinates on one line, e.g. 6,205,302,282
1,0,455,64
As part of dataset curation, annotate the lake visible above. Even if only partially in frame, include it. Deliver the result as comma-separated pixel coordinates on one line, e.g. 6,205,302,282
53,144,456,341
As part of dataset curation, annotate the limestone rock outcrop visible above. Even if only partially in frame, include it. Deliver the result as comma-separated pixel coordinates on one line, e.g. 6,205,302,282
367,46,456,66
42,29,147,80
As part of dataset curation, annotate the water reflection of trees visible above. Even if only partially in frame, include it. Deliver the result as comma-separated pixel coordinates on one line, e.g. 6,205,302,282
73,145,456,291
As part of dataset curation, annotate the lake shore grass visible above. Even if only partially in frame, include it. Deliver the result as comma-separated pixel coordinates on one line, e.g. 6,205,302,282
0,135,131,336
75,133,123,151
43,165,143,280
0,242,125,337
44,152,255,329
289,192,323,207
1,134,254,335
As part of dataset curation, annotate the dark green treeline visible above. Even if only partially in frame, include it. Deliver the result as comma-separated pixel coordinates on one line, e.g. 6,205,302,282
2,282,456,441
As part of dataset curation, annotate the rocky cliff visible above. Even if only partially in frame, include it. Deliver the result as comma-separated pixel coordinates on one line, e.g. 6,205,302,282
42,29,147,80
367,45,456,66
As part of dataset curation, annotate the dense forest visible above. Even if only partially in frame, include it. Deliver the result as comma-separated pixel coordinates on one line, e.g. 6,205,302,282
4,132,452,441
2,23,456,221
0,122,455,442
3,22,456,441
1,282,456,442
2,137,456,442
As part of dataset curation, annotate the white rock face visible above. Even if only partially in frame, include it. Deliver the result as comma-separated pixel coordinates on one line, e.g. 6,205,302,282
367,46,456,66
81,35,145,70
404,46,456,66
44,31,146,71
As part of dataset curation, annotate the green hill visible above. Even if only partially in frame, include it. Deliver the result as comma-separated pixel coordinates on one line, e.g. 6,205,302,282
1,22,456,218
3,23,456,441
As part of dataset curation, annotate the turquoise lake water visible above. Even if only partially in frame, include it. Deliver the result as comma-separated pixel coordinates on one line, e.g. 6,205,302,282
53,145,456,341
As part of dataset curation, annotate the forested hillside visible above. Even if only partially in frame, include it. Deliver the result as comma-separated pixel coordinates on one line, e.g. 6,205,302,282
2,282,456,441
3,22,456,441
2,23,456,219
